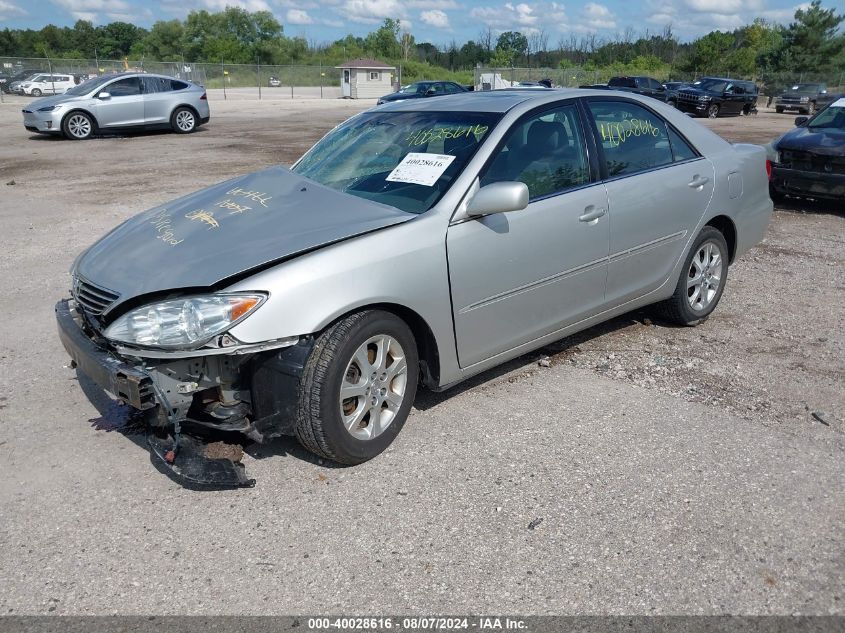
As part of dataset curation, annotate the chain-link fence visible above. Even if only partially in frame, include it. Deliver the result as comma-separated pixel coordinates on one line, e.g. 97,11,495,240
474,66,845,96
1,57,344,99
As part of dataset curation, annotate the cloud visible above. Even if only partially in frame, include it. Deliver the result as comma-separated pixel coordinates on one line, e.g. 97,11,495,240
406,0,457,7
51,0,154,22
286,8,313,23
579,2,615,30
470,2,539,29
0,0,25,18
420,8,450,28
199,0,273,11
340,0,407,24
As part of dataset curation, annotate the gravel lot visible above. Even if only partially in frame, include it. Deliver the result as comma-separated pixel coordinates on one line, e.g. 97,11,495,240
0,95,842,616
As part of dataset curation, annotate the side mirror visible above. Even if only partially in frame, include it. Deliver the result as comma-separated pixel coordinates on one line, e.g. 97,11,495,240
466,182,529,217
794,116,809,127
97,91,111,99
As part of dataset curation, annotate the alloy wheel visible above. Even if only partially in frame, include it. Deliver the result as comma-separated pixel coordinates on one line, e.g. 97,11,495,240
687,240,724,312
67,114,92,139
338,334,408,441
175,110,195,132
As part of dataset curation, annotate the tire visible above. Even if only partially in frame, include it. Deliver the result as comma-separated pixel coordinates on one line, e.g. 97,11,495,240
295,310,419,465
655,227,729,326
668,99,677,108
741,104,752,116
170,107,197,134
776,107,784,114
806,102,815,115
62,111,95,140
31,88,42,97
706,103,720,118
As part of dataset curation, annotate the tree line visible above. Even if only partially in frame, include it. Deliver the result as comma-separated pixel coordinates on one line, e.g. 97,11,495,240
0,1,842,80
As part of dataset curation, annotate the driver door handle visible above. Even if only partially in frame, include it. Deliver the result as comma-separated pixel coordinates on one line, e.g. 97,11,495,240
579,206,607,223
688,175,710,189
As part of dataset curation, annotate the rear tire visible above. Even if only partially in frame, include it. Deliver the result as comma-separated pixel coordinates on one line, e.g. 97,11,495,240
654,227,729,326
171,107,197,134
776,107,784,114
295,310,419,465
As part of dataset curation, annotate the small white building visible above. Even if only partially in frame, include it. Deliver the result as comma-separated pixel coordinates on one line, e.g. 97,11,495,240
336,58,395,99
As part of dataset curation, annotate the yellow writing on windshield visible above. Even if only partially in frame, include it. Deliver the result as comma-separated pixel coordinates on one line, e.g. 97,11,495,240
185,209,220,229
599,119,660,148
150,209,184,246
406,124,489,146
226,187,273,208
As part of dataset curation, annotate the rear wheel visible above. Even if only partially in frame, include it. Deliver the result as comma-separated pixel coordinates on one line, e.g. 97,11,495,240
655,227,729,326
706,103,720,118
171,107,197,134
62,111,94,140
295,310,419,465
776,107,784,114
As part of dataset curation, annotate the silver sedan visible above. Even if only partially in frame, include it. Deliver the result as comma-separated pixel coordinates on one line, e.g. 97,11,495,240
56,89,772,484
22,72,210,139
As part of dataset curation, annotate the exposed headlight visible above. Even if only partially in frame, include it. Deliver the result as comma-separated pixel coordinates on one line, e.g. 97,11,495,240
698,95,711,101
104,293,266,350
37,105,62,112
800,96,809,103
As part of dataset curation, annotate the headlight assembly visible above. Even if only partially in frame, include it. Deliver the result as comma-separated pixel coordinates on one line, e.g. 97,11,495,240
800,96,809,103
37,105,62,112
104,293,266,350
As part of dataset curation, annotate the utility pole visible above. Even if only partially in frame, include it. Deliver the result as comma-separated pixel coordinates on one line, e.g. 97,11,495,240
257,56,262,100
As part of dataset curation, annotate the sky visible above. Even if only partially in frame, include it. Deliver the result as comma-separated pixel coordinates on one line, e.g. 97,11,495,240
0,0,814,46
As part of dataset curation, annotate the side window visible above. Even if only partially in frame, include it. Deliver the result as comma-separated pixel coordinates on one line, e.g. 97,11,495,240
107,77,141,97
649,78,663,91
444,83,461,94
480,104,590,200
588,100,674,177
667,127,698,162
143,77,170,93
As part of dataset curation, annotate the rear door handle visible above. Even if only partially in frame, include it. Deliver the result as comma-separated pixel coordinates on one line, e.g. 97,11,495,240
688,175,710,189
579,206,607,223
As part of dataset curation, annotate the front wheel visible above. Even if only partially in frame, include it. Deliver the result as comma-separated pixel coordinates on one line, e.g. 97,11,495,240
805,102,815,115
654,227,729,326
62,111,94,140
31,88,42,97
171,107,197,134
295,310,419,465
706,103,720,118
776,107,784,114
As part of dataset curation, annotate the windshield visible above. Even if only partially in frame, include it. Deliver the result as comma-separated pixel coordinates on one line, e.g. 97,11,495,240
292,110,501,214
808,104,845,129
398,83,430,95
693,79,728,92
64,75,117,96
789,84,820,93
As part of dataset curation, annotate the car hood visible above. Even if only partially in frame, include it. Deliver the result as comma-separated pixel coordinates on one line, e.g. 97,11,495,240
776,126,845,156
24,93,86,110
74,166,414,309
379,92,419,102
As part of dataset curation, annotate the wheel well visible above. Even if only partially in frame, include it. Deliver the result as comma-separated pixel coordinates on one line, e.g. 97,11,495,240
172,104,199,120
706,215,737,263
61,109,98,132
331,303,441,389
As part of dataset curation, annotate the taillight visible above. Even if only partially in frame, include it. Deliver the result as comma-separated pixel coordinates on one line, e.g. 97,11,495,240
200,92,207,100
765,159,772,181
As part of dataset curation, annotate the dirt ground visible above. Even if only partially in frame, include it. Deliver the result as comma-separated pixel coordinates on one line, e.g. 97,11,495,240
1,96,841,433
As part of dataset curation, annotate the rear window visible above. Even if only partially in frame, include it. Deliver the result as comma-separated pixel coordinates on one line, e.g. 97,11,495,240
609,77,636,88
171,80,189,91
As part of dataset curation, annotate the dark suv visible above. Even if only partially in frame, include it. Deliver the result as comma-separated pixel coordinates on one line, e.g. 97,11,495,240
775,83,832,115
675,77,758,118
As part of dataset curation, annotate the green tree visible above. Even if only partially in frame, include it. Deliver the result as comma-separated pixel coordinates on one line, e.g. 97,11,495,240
364,18,401,59
767,0,845,73
495,31,528,65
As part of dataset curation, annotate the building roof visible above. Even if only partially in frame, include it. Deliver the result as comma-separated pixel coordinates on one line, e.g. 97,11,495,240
335,58,395,70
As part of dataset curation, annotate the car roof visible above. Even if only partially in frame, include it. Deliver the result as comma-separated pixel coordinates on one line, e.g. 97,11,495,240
379,88,600,113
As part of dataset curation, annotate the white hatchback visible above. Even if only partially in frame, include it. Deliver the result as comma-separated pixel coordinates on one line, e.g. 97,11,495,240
21,74,76,97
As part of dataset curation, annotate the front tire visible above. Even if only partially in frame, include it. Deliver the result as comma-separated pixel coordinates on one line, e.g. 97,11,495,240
295,310,419,465
171,107,197,134
805,102,815,115
776,107,784,113
62,111,94,140
655,227,729,326
706,103,720,118
31,88,42,97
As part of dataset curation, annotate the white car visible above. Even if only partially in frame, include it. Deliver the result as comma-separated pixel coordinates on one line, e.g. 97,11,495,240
21,74,75,97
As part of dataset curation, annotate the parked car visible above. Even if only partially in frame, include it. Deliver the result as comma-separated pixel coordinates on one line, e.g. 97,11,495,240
377,81,468,105
606,75,669,101
774,83,832,115
268,75,281,87
675,77,759,118
19,73,76,96
56,89,772,485
22,72,209,139
3,69,41,93
663,81,689,107
9,73,41,94
766,96,845,201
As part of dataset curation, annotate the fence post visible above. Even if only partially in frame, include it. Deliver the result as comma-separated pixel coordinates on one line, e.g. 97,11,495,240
290,66,294,99
48,58,55,94
320,60,323,99
257,58,262,100
221,59,226,100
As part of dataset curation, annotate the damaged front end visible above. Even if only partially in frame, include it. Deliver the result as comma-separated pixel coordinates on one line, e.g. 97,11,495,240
56,298,313,487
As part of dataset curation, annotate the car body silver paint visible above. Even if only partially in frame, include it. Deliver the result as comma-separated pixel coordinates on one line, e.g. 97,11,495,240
72,90,771,391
